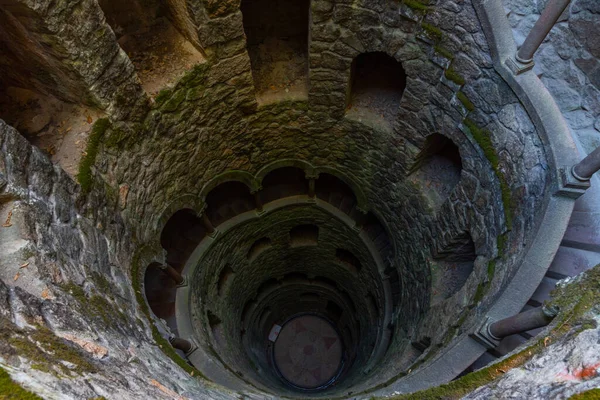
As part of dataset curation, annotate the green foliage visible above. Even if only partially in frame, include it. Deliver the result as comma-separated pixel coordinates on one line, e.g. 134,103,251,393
457,92,475,112
463,118,513,230
0,367,43,399
570,390,600,400
77,118,110,194
445,68,465,85
421,23,443,42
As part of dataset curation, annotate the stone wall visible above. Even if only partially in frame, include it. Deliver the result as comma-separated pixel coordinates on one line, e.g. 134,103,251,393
0,0,577,397
0,121,234,399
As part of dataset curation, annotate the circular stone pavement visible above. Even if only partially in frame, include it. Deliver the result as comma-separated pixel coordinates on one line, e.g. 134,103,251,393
273,315,343,389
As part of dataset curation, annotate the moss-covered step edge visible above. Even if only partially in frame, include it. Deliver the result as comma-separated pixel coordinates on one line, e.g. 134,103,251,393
0,367,44,400
374,264,600,400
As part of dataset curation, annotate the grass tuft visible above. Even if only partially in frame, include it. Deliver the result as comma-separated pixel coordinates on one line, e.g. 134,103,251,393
0,367,43,399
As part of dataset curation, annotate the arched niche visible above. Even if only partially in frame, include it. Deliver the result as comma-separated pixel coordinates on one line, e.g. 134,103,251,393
160,208,206,270
346,52,407,126
430,232,477,305
409,133,463,209
260,166,308,204
289,224,319,247
144,262,177,328
205,180,255,228
315,173,359,215
97,0,205,94
240,0,310,103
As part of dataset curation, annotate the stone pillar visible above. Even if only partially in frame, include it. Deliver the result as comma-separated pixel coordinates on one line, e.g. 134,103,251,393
159,264,184,285
253,189,264,213
308,178,316,198
202,212,216,235
572,146,600,182
488,305,559,340
507,0,572,74
169,337,193,353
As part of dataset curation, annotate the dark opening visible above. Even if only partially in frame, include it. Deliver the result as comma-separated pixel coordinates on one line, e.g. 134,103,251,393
289,224,319,247
160,209,206,270
248,237,273,262
430,232,477,305
144,262,177,330
205,181,255,228
261,167,308,204
97,0,205,95
315,173,358,215
386,266,401,313
336,249,362,275
240,0,309,103
217,265,235,296
325,301,343,321
347,52,407,125
362,213,394,264
409,134,463,208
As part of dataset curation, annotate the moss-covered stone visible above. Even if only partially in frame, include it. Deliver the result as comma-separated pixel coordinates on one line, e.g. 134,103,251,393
77,118,110,194
403,0,430,12
463,118,513,230
421,23,443,42
0,367,43,399
457,92,475,112
570,389,600,400
445,68,466,86
1,319,97,377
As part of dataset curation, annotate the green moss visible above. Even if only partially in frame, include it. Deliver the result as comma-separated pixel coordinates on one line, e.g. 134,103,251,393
457,92,475,112
371,265,600,400
434,45,454,60
570,389,600,400
463,118,512,230
444,68,465,86
421,23,443,42
161,89,187,113
154,89,172,106
472,282,485,304
0,367,43,399
103,128,127,148
61,282,126,330
497,232,508,255
130,250,206,379
487,260,496,282
77,118,110,194
2,320,97,377
403,0,430,12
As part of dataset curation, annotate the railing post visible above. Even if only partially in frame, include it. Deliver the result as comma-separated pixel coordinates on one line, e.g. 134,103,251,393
572,146,600,182
506,0,572,74
169,337,196,354
252,188,264,213
159,264,185,286
472,305,559,348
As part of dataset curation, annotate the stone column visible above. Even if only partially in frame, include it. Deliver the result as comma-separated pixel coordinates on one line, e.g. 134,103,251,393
159,264,184,285
506,0,572,74
308,178,316,198
253,189,264,213
488,305,559,340
202,212,216,235
572,146,600,182
169,337,193,353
